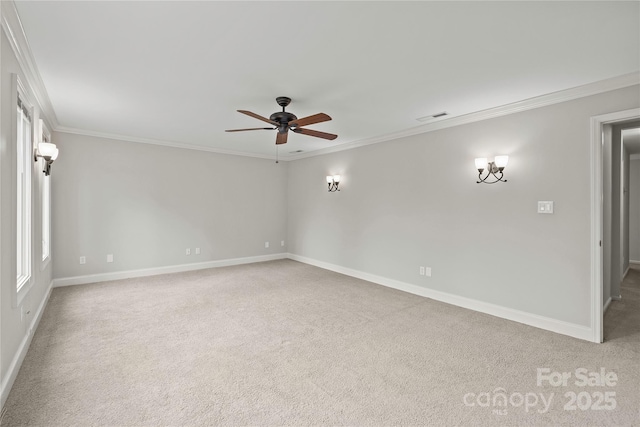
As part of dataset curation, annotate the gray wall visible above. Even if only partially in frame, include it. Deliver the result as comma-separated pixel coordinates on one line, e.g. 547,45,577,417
287,86,640,327
1,31,54,400
631,158,640,263
52,132,288,279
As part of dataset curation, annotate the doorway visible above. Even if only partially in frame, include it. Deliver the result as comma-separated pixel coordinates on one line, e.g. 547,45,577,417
591,108,640,343
622,127,640,276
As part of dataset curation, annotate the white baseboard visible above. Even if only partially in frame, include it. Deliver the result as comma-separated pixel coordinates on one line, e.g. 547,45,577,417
611,295,622,301
630,260,640,266
287,254,594,342
53,253,288,287
1,280,54,408
604,296,612,313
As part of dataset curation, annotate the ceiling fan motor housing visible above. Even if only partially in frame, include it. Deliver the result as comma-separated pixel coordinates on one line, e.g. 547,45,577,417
270,111,298,132
272,96,296,132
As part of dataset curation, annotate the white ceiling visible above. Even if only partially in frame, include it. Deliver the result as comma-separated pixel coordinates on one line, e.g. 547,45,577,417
13,1,640,160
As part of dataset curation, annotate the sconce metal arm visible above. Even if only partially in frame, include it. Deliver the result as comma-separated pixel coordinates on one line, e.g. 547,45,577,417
476,162,507,184
327,182,340,192
476,170,507,184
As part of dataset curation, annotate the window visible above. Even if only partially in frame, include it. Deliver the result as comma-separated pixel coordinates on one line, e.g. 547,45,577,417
16,93,32,291
42,174,51,261
40,120,51,262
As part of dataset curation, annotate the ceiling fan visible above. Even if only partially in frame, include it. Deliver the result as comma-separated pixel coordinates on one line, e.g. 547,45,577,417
225,97,338,145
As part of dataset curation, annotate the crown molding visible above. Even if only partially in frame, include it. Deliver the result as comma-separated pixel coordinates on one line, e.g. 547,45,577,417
287,72,640,160
55,126,281,161
1,0,59,129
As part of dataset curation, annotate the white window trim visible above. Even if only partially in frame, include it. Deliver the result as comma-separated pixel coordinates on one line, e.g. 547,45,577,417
40,119,52,268
40,177,51,270
14,75,35,306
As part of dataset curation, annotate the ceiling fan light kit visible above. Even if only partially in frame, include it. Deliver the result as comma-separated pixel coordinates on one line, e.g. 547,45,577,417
226,96,338,147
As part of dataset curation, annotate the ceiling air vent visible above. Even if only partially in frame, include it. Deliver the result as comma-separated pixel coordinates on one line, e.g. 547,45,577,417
289,150,304,153
416,111,448,122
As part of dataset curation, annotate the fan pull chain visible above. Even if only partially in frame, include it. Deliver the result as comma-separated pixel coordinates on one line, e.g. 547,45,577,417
275,145,279,164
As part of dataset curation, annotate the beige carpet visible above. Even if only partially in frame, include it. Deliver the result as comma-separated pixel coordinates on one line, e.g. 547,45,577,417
2,260,639,426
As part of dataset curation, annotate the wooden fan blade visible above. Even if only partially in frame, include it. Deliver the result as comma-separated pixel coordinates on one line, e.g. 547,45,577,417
225,127,274,132
238,110,278,125
288,113,331,128
276,131,288,145
292,127,338,140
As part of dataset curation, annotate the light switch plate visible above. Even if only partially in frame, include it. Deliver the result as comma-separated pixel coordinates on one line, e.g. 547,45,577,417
538,201,554,214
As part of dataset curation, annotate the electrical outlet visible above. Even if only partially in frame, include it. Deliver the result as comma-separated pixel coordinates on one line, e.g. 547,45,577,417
186,248,191,256
79,256,86,265
419,266,425,276
107,254,113,263
537,201,554,214
425,267,432,277
195,247,200,255
265,242,270,248
281,240,285,247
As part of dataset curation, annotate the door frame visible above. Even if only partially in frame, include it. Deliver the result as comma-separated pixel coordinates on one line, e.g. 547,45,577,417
590,108,640,343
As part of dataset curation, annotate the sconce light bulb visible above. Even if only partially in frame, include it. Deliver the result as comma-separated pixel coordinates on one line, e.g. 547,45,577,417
326,175,333,183
474,157,487,172
332,175,341,183
38,142,57,158
494,155,509,169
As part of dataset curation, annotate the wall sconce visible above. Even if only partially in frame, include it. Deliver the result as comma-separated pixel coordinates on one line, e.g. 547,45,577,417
475,155,508,184
34,142,59,176
326,175,341,192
